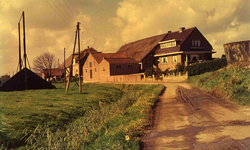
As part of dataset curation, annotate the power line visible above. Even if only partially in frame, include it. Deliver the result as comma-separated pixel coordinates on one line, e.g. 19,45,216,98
62,0,74,15
50,0,72,23
44,0,72,28
57,0,74,22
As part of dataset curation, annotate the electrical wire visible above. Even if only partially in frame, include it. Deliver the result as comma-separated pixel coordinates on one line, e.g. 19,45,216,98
44,0,72,28
57,0,74,22
50,0,72,23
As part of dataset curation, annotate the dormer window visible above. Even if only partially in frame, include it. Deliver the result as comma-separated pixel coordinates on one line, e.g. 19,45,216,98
159,39,179,49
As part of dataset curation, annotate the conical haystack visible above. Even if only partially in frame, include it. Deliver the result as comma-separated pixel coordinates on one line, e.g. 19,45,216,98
0,68,56,91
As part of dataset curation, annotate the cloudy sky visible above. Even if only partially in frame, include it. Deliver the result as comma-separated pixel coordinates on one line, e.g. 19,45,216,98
0,0,250,76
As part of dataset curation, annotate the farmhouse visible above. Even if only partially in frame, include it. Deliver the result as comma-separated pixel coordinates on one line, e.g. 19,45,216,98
155,27,215,70
117,27,215,72
83,52,140,82
60,47,99,77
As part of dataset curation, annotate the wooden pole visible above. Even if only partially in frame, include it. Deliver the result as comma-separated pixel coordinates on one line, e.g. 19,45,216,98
18,22,22,71
77,22,82,93
66,29,78,93
64,48,66,87
22,11,27,90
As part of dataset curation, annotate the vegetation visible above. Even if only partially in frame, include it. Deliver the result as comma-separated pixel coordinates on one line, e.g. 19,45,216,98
0,82,164,149
187,62,250,105
185,57,227,76
145,67,163,80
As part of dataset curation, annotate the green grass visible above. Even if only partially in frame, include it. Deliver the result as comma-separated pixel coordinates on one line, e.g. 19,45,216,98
187,63,250,105
0,82,164,149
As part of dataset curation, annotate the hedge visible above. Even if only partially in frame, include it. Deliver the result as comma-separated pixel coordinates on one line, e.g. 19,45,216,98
185,58,227,76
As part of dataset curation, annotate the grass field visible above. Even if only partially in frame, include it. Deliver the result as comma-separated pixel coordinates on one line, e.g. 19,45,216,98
187,63,250,105
0,82,164,149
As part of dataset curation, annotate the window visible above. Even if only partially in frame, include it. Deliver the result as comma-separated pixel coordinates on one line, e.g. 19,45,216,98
192,40,201,47
90,70,92,79
75,68,78,73
199,54,202,60
116,64,122,68
95,68,97,72
173,56,177,63
89,62,92,67
85,69,87,72
128,64,133,68
161,57,168,64
103,67,105,71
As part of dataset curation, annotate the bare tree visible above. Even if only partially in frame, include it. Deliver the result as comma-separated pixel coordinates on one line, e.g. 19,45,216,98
33,52,58,82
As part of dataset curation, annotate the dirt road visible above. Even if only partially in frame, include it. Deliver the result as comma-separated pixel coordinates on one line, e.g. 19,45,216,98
140,82,250,150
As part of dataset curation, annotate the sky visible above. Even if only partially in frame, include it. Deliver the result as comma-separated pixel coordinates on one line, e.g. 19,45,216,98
0,0,250,76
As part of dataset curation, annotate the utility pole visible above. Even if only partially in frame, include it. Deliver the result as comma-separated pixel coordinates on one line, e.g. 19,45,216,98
22,11,28,90
77,22,82,93
64,48,66,87
65,22,82,93
18,22,22,71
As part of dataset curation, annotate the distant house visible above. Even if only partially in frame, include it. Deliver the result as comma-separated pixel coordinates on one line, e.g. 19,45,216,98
116,27,215,71
83,52,140,82
60,47,99,77
42,68,64,81
155,27,215,71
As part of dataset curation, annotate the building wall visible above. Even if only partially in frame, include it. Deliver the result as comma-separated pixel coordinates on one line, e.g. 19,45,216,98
223,40,250,63
158,54,182,71
83,54,101,82
181,28,212,52
110,63,140,75
141,52,154,72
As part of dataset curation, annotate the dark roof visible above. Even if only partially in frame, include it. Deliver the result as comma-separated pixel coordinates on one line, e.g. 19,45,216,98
79,47,99,59
0,68,56,91
155,27,197,55
92,53,128,64
60,48,99,69
104,58,137,64
116,33,168,62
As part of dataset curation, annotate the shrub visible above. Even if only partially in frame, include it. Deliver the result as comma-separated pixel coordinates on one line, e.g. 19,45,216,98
185,58,227,76
175,63,184,72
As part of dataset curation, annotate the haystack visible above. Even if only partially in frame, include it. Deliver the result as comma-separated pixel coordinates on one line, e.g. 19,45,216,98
0,68,56,91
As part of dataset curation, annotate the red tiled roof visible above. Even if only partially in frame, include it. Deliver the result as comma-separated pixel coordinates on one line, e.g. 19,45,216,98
43,68,63,77
92,53,128,64
60,48,99,68
116,33,168,62
104,58,137,64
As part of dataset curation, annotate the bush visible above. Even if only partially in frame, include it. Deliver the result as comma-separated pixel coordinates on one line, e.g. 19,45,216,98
145,67,163,80
175,63,184,72
185,58,227,76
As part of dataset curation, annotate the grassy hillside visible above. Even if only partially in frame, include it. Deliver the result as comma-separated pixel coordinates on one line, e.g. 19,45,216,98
0,83,164,149
187,63,250,105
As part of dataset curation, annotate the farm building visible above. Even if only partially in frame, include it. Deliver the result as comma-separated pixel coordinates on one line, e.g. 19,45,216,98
83,52,141,82
223,40,250,63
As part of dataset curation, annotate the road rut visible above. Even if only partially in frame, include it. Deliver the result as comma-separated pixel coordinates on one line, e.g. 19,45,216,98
140,83,250,150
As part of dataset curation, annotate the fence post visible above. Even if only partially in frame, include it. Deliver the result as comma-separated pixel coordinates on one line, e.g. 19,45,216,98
186,71,188,79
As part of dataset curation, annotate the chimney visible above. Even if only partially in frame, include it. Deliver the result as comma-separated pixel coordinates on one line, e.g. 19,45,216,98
168,31,172,34
179,27,185,33
87,46,89,49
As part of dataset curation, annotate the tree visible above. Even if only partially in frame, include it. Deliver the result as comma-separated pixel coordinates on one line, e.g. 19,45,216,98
33,52,58,82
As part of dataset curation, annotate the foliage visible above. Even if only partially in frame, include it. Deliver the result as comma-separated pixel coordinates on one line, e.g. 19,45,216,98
185,57,227,76
0,83,164,149
187,63,250,105
144,67,163,80
175,62,184,72
33,52,58,82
